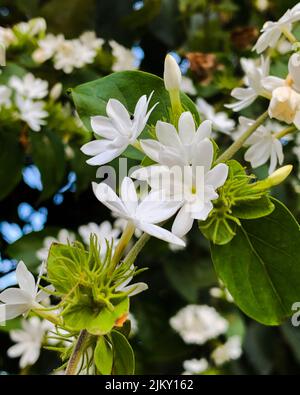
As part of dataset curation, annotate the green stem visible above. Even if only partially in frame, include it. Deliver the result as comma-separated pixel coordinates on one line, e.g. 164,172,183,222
169,89,182,126
216,111,269,164
274,125,297,139
65,330,91,375
110,221,135,271
281,27,298,45
123,232,151,266
33,304,62,326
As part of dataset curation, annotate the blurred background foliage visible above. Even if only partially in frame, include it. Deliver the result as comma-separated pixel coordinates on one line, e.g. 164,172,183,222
0,0,300,375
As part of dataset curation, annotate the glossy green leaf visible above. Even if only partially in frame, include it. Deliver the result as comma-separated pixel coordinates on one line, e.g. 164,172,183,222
94,336,113,375
232,196,275,219
71,70,199,134
211,198,300,325
111,330,135,375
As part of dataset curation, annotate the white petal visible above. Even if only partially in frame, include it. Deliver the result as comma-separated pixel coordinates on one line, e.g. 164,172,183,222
140,140,161,163
178,112,196,144
121,177,138,216
121,282,148,297
7,342,27,358
156,121,181,148
0,288,32,304
106,99,131,133
90,116,118,139
262,76,284,92
137,221,185,246
194,201,214,221
205,164,228,189
16,261,36,296
85,146,125,166
36,285,54,303
192,139,214,173
194,120,212,142
171,205,194,237
81,139,115,156
136,191,181,223
92,182,127,217
0,303,29,320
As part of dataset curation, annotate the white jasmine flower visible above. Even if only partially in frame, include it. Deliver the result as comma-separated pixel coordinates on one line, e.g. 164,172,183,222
78,221,120,256
181,76,197,95
81,93,157,165
226,56,269,111
164,54,182,92
170,305,228,345
92,177,185,246
135,139,228,237
235,117,283,174
268,85,300,128
109,40,136,72
211,336,242,366
0,261,52,322
253,6,300,54
9,73,48,100
54,39,96,73
7,317,51,368
33,34,65,63
196,98,235,135
183,358,209,375
140,111,212,166
36,229,76,262
80,31,104,51
0,27,16,47
15,96,48,132
0,86,12,108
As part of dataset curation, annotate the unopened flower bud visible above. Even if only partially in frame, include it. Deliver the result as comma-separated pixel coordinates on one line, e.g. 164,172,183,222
266,165,293,186
50,82,63,101
268,86,300,125
288,53,300,91
164,54,182,92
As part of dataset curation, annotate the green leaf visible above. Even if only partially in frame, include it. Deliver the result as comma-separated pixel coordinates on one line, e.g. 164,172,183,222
232,196,275,219
71,70,199,134
0,128,24,201
111,330,135,375
30,130,66,201
211,198,300,325
94,336,113,375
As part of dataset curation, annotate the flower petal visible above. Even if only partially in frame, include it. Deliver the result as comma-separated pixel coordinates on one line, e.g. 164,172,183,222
178,112,195,144
137,221,185,246
171,205,194,237
120,177,138,216
90,116,119,139
195,120,212,142
16,262,36,296
106,99,131,133
92,182,127,217
85,146,125,166
156,121,181,148
205,163,229,189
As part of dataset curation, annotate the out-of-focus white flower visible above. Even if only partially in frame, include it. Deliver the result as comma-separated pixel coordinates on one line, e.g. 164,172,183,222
211,336,242,366
226,56,269,111
255,0,269,12
0,261,52,322
28,18,47,36
82,93,156,165
169,305,228,345
139,111,212,166
33,34,65,63
78,221,120,256
53,39,96,73
181,76,196,95
80,31,104,51
0,85,12,108
253,5,300,54
196,98,235,135
110,40,136,72
0,27,16,47
164,54,182,92
7,317,51,368
9,73,48,100
36,229,76,262
277,39,292,55
183,358,209,375
15,96,48,132
92,177,185,246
